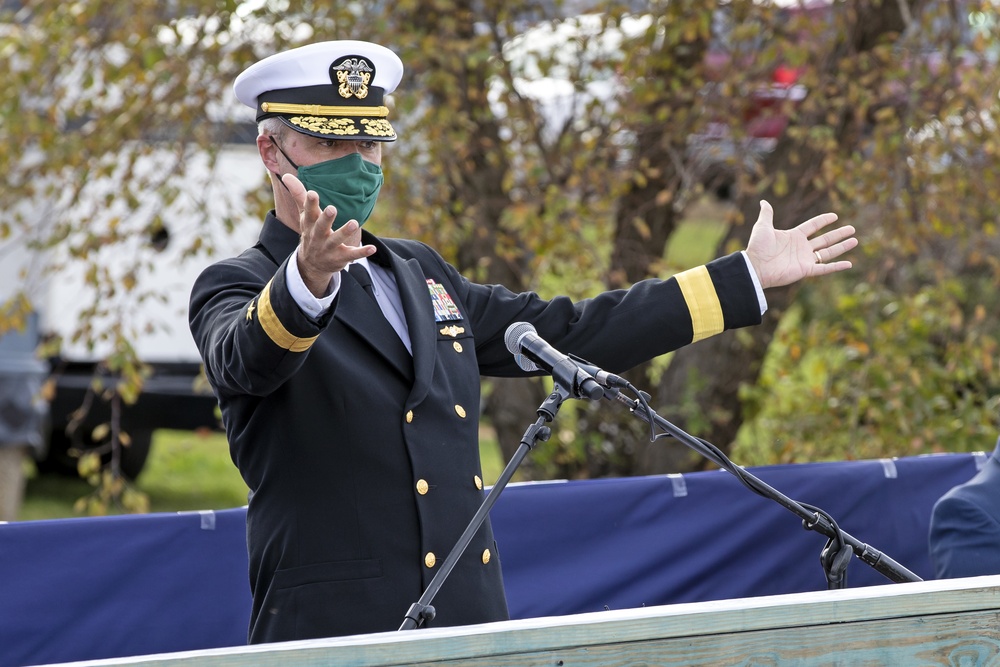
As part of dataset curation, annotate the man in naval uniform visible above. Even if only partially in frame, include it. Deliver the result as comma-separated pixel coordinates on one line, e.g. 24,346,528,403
188,40,859,644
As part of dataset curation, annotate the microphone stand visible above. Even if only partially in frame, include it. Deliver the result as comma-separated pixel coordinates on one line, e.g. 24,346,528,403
399,382,572,631
399,371,920,632
605,387,922,588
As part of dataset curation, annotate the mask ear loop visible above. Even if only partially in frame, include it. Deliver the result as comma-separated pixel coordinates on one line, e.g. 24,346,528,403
269,135,300,194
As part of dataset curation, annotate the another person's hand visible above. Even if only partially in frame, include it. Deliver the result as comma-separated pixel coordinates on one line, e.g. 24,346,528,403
745,200,858,289
282,172,376,296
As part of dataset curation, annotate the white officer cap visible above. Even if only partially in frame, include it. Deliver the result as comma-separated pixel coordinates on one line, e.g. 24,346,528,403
234,40,404,141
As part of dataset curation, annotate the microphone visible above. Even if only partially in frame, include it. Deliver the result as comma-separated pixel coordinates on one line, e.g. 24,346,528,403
504,322,626,400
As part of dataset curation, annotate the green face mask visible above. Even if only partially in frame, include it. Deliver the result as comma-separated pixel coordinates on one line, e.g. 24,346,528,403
281,151,384,229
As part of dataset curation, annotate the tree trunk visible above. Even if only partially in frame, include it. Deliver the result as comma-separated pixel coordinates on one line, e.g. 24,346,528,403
622,0,910,475
633,147,834,475
0,446,27,521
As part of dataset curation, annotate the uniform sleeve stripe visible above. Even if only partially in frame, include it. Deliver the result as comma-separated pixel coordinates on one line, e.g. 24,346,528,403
257,279,318,352
675,266,724,343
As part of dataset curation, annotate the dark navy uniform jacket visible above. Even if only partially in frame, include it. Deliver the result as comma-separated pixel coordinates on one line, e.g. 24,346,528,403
188,212,762,643
929,438,1000,579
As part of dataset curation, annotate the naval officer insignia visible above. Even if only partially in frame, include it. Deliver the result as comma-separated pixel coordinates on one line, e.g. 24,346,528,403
427,279,462,322
330,56,373,99
440,325,465,338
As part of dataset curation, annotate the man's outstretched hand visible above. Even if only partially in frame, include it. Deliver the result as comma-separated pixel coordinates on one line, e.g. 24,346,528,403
745,200,858,289
282,172,375,297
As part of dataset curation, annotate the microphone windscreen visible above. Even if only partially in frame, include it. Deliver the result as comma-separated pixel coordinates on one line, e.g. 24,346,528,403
503,321,538,372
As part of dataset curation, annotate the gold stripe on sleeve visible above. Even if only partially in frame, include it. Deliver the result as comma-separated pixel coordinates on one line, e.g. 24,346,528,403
674,266,724,343
257,279,318,352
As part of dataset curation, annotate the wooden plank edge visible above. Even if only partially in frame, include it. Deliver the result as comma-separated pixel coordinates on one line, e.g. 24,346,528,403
38,575,1000,667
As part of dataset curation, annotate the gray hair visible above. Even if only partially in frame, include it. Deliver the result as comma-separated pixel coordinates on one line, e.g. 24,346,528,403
258,117,287,139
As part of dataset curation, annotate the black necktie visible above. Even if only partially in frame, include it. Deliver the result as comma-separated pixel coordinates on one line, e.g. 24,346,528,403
348,263,377,302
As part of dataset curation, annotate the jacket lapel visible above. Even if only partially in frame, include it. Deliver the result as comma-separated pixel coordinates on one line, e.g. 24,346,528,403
394,256,436,407
335,272,414,383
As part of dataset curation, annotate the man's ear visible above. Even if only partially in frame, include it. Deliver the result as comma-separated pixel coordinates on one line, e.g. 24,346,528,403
257,134,280,172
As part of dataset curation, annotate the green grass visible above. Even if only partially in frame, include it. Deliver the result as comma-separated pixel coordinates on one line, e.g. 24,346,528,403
20,427,506,522
478,424,504,486
664,199,731,270
139,429,251,511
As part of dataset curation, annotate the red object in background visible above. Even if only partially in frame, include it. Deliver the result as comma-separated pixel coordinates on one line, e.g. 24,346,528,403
772,64,800,87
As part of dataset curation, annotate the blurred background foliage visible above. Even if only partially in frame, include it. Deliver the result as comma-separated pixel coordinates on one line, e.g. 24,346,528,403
1,0,999,514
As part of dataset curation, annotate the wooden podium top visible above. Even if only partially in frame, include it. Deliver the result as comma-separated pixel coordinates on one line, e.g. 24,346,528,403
47,575,1000,667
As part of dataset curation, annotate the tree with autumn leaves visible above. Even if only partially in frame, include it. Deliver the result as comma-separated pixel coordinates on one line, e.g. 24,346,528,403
1,0,998,512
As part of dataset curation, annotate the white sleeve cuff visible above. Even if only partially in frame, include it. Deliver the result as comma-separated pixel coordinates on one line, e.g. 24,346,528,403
741,251,767,316
286,248,339,318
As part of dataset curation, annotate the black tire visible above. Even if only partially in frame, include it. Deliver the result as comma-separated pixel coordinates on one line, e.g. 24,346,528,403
116,429,153,480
